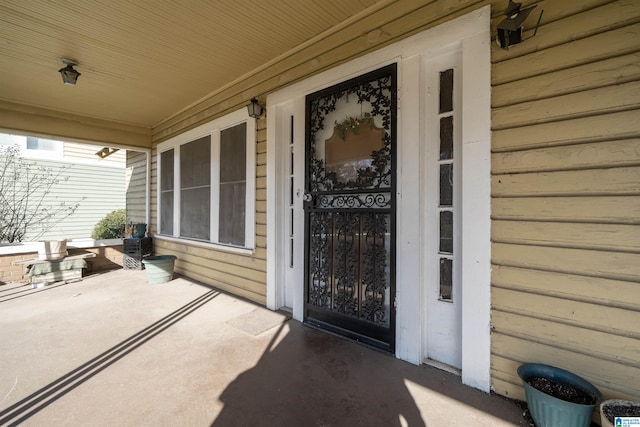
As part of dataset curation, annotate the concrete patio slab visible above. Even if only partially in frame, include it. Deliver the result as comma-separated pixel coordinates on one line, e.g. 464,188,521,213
0,270,528,426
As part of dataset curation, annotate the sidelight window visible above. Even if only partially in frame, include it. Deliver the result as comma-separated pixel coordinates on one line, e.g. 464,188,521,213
438,68,455,301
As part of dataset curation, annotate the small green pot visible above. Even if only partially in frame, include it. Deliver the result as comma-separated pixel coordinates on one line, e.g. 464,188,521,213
142,255,176,284
518,363,602,427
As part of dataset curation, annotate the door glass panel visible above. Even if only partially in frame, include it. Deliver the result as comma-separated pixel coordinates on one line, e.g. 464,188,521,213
439,69,454,114
439,164,453,207
439,116,453,160
439,258,453,300
439,211,453,254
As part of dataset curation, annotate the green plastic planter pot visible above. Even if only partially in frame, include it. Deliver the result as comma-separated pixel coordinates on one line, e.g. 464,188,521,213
141,255,177,284
518,363,602,427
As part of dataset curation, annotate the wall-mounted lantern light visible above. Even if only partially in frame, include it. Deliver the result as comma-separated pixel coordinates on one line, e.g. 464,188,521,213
59,58,81,85
247,98,263,118
96,147,119,159
496,0,543,50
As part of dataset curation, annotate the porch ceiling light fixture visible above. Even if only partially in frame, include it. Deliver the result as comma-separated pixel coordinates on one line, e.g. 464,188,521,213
496,0,543,50
247,98,263,119
58,58,81,85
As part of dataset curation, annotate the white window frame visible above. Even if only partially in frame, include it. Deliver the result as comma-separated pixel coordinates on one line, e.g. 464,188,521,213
156,108,256,253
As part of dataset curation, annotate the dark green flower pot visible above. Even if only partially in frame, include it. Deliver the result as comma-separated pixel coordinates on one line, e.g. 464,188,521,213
518,363,602,427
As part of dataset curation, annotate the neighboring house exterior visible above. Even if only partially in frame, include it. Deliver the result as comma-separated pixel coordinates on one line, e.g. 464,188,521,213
144,0,640,404
0,133,126,241
125,150,149,227
2,0,638,408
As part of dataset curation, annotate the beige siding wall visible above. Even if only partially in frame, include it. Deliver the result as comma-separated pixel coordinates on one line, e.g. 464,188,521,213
65,141,126,166
490,0,640,403
125,150,148,225
145,0,640,404
17,159,126,241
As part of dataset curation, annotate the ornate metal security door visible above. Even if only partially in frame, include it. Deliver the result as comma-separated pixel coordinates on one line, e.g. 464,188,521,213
304,64,396,352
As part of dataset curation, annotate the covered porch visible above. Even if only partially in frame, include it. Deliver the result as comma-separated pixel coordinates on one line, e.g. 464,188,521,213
0,270,526,426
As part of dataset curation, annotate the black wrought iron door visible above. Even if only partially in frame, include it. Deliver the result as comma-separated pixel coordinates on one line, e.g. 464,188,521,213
304,64,396,352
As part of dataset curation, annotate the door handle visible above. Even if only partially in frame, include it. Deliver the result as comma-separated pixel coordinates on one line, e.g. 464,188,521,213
302,193,313,202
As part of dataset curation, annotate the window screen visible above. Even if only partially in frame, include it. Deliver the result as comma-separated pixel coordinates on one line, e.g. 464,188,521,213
219,123,247,246
160,149,174,235
180,136,211,240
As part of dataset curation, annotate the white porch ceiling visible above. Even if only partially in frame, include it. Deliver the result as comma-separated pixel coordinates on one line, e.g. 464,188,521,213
0,0,384,128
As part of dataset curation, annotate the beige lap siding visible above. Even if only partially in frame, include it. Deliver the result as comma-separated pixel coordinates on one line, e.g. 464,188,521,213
141,0,640,404
490,0,640,402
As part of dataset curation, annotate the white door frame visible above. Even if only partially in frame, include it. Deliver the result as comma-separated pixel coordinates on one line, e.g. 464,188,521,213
266,6,491,391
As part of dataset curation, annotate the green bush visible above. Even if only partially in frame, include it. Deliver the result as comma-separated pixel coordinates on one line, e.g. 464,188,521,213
91,209,126,239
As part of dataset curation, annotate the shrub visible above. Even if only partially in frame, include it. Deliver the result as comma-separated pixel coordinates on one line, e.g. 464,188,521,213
91,209,126,239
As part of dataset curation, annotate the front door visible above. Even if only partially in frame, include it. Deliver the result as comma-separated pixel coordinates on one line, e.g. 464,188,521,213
303,64,396,352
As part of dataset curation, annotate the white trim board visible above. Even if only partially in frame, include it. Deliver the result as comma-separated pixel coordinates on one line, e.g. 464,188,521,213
266,6,491,392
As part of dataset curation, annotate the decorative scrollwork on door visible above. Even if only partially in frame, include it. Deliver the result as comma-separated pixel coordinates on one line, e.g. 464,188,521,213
305,64,396,349
308,72,393,192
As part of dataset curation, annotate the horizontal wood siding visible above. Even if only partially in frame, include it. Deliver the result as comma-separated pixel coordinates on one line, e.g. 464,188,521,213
16,159,125,241
141,0,639,405
64,141,126,167
490,0,640,403
125,150,147,224
150,116,267,304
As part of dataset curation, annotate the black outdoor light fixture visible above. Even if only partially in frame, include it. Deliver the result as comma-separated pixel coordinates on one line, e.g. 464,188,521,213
496,0,543,50
247,98,263,118
58,58,81,85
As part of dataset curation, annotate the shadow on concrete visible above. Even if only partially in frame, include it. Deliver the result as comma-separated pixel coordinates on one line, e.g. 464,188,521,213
0,289,220,426
68,247,123,273
212,320,524,426
0,281,72,303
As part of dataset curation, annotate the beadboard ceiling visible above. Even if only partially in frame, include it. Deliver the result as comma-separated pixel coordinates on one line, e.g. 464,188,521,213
0,0,384,129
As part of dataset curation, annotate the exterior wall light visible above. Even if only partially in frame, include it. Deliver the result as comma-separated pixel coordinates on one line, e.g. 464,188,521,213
247,98,263,118
59,58,81,85
96,147,119,159
496,0,543,50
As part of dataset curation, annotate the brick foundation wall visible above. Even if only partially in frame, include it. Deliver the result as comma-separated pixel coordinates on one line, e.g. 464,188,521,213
0,244,124,285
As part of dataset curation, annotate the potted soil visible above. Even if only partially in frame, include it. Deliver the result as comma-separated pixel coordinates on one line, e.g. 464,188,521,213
600,400,640,427
517,363,602,427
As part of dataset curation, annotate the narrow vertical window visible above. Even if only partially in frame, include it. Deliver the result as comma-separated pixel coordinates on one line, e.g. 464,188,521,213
180,136,211,240
438,68,455,301
288,115,295,268
439,68,454,114
439,116,453,160
219,123,247,246
160,149,174,235
439,258,453,300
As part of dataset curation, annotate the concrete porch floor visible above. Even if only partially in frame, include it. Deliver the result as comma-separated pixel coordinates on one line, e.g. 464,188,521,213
0,269,527,426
